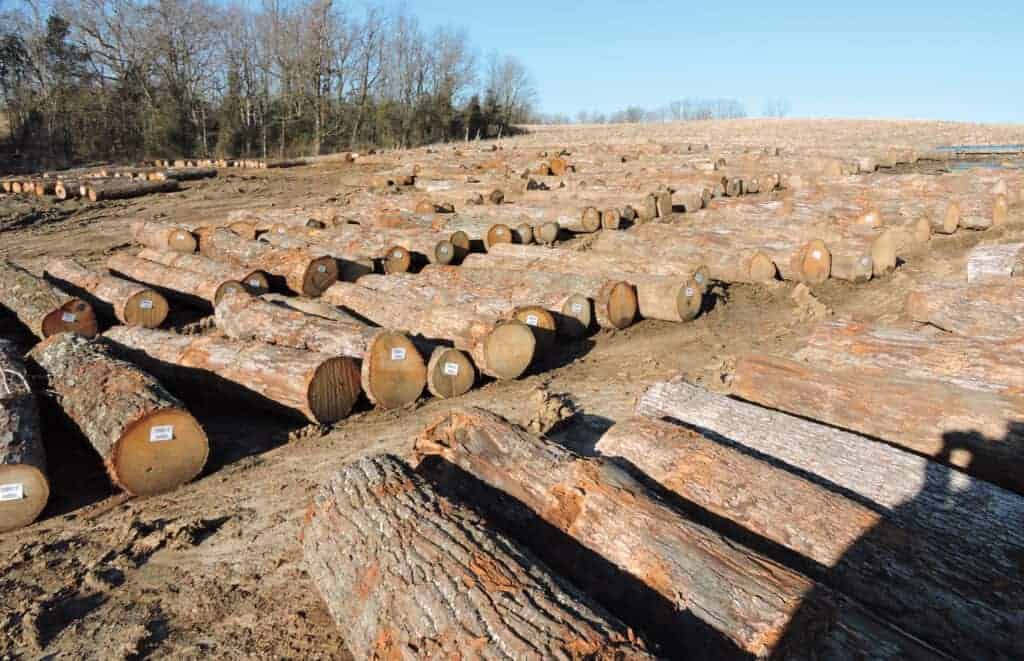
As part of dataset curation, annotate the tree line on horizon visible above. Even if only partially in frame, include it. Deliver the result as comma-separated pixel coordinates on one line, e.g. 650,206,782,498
538,97,792,125
0,0,539,166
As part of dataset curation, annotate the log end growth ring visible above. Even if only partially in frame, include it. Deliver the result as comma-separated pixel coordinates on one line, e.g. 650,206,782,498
242,271,271,295
112,408,208,496
123,290,169,328
606,282,638,329
486,224,513,251
559,294,592,337
483,320,536,380
513,306,557,352
675,280,703,322
0,464,49,533
535,222,560,245
41,299,98,338
800,240,832,284
168,230,198,253
426,347,476,399
303,257,340,297
363,331,427,409
213,280,249,305
433,240,457,265
580,207,602,233
384,246,413,274
307,356,362,423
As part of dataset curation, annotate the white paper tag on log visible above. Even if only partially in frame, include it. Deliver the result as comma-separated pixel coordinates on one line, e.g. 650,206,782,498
695,273,705,284
685,287,695,297
525,314,539,326
149,425,174,442
317,264,327,273
443,362,459,376
140,299,153,310
390,347,406,361
0,483,23,501
61,312,76,323
438,245,449,254
392,250,403,259
571,303,583,313
811,250,822,260
249,279,261,287
495,228,505,235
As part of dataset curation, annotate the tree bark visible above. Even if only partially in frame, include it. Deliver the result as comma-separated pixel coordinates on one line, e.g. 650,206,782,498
0,261,98,340
214,291,425,409
303,454,653,659
136,249,270,295
321,282,535,380
86,178,179,202
597,416,1024,660
905,281,1024,340
130,221,198,253
198,228,338,297
966,242,1024,282
729,353,1024,494
45,258,169,328
0,339,49,532
414,407,940,660
103,326,361,425
107,254,247,311
30,333,207,496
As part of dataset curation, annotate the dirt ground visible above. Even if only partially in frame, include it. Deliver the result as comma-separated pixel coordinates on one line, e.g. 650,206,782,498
0,128,1021,659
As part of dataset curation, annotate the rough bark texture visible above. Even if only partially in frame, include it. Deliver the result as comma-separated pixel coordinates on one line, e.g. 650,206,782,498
103,326,361,424
130,221,198,253
200,228,338,297
965,242,1024,282
797,319,1024,393
0,339,49,532
730,353,1024,494
45,258,168,328
107,253,244,310
321,282,535,380
302,454,653,660
30,333,208,496
905,281,1024,340
214,291,425,409
0,261,98,340
86,178,178,201
136,249,271,295
597,416,1024,660
414,407,937,660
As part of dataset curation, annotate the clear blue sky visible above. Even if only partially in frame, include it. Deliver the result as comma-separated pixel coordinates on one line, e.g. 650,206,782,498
411,0,1022,122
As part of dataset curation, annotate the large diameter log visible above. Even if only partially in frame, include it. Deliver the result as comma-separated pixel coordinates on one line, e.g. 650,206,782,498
966,242,1024,282
45,258,168,328
0,262,98,340
130,221,198,253
0,340,49,532
456,259,638,329
414,407,939,659
107,254,246,309
104,327,361,424
303,455,653,659
905,281,1024,340
135,249,270,295
87,178,179,201
321,282,535,380
798,319,1024,393
423,345,476,399
200,228,338,297
214,291,425,409
31,333,207,496
597,416,1024,659
730,353,1024,494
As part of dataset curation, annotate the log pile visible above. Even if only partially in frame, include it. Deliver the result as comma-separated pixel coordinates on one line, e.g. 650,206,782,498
0,339,49,532
0,261,99,340
45,258,169,328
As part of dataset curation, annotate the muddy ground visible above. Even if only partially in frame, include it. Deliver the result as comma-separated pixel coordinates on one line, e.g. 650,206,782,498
0,155,1020,659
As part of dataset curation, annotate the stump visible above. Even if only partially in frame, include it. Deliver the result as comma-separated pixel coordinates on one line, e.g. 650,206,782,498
45,258,169,328
302,455,652,659
31,333,207,496
0,340,49,532
0,261,98,340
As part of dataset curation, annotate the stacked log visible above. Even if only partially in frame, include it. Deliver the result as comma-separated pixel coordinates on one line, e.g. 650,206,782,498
414,407,942,658
148,167,217,182
303,455,653,659
84,178,179,202
107,254,248,309
729,353,1024,494
199,228,338,297
45,258,169,328
905,281,1024,340
214,291,426,409
104,327,361,424
31,333,208,496
130,220,199,253
0,262,99,340
321,282,536,380
966,242,1024,282
54,179,83,200
0,340,49,532
597,416,1023,659
136,249,271,295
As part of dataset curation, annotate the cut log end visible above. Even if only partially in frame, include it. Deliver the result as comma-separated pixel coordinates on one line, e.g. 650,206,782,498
535,222,560,245
580,207,602,232
242,270,271,295
213,280,250,305
123,290,169,328
601,208,621,230
384,246,413,274
871,229,898,276
483,320,536,380
168,230,198,253
302,257,339,297
426,347,476,399
448,230,472,257
800,240,832,283
606,282,638,329
749,252,778,282
113,408,208,496
40,299,99,338
514,223,534,245
513,305,557,352
559,294,592,337
486,224,513,250
432,240,457,265
675,280,703,321
0,465,49,533
306,357,362,423
362,331,426,409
